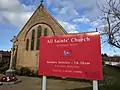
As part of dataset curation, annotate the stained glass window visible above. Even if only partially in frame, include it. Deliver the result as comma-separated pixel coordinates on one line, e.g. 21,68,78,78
31,29,35,50
44,28,48,36
36,26,42,50
26,39,29,50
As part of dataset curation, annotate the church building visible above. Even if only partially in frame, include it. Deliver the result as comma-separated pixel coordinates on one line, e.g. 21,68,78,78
12,2,68,70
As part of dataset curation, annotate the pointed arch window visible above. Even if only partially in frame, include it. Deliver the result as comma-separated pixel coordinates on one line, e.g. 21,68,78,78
44,28,48,36
26,39,29,50
31,29,35,50
36,26,42,50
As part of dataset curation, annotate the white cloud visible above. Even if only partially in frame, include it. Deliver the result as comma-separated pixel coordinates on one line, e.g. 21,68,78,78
52,8,59,12
58,21,79,33
0,0,34,12
87,28,97,32
0,0,34,28
46,0,61,7
59,6,79,18
47,0,81,20
0,0,20,11
47,0,102,18
3,12,32,28
46,0,54,6
73,17,90,23
89,19,105,32
46,0,106,34
0,0,107,32
54,7,79,20
0,15,4,23
90,21,99,28
47,0,108,28
48,0,108,34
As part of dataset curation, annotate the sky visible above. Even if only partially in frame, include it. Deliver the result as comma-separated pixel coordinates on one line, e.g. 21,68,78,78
0,0,120,56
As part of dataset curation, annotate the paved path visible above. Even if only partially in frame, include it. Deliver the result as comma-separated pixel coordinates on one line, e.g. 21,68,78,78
0,75,90,90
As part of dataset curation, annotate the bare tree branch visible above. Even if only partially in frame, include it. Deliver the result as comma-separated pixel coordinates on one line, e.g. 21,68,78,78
98,0,120,49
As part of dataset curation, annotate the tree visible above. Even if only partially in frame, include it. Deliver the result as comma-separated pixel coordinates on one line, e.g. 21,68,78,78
98,0,120,49
103,53,108,57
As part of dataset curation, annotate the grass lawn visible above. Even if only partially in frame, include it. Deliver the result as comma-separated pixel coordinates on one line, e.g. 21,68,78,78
69,65,120,90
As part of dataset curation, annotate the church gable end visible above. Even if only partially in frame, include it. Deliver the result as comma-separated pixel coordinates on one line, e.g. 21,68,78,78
17,4,67,41
15,3,68,69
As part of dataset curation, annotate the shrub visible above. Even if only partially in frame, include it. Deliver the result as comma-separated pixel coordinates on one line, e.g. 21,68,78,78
15,67,31,76
0,66,9,74
15,67,90,83
0,62,9,74
15,67,39,77
102,61,105,65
